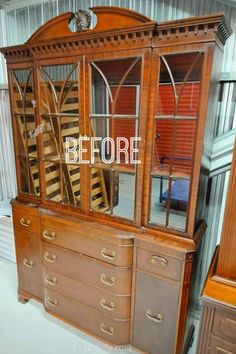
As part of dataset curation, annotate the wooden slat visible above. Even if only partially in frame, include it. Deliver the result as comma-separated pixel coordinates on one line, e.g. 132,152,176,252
91,186,102,197
91,196,103,208
46,181,61,194
62,127,79,137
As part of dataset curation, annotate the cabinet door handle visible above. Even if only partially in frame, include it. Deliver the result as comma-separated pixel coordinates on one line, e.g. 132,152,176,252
44,252,57,263
47,297,58,307
43,230,56,241
100,273,116,287
150,255,168,266
100,322,114,336
100,248,116,260
23,258,34,268
20,218,31,227
100,298,115,311
45,276,58,286
146,309,163,323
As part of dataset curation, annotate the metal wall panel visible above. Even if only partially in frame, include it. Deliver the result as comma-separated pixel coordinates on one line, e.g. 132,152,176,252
2,0,236,73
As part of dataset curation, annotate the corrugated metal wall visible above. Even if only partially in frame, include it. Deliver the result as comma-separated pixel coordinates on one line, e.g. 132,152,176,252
3,0,236,73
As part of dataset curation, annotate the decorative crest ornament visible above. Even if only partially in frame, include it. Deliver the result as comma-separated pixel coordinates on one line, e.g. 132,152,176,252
74,10,91,32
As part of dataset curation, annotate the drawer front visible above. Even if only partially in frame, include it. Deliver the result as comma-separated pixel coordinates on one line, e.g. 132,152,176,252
133,271,180,354
41,223,133,267
45,288,130,345
42,243,132,295
13,206,40,234
213,310,236,345
209,336,236,354
43,268,131,319
14,226,42,299
137,248,182,281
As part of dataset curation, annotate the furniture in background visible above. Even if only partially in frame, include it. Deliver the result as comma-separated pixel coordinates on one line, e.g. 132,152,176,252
0,7,231,354
197,140,236,354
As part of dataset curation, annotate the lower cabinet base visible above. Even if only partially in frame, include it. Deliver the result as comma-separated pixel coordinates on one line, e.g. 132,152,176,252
18,288,43,305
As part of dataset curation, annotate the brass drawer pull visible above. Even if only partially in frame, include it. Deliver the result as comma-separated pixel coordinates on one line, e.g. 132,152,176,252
146,309,163,323
20,218,31,227
100,322,114,336
100,248,116,261
43,230,56,241
150,255,168,266
23,258,34,268
45,276,58,286
100,298,115,311
47,297,58,307
100,273,116,287
44,252,57,263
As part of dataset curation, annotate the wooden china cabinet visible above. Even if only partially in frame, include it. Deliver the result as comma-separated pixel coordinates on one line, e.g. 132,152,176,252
0,7,231,354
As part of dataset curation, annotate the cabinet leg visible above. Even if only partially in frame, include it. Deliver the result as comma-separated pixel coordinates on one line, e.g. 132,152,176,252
18,294,29,304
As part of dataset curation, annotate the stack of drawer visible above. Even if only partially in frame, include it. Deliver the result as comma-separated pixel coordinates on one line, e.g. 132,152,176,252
12,203,42,300
132,236,190,354
40,212,134,344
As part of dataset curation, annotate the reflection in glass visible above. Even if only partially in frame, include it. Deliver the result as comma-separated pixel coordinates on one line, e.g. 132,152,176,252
11,69,40,196
149,52,203,231
90,57,141,220
113,173,135,220
90,168,109,212
39,63,81,206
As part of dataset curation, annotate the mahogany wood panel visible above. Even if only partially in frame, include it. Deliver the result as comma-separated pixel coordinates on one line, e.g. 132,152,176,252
1,7,232,354
133,271,180,354
212,309,236,344
43,268,131,320
209,336,236,354
14,226,42,299
41,223,133,267
45,288,130,345
12,202,40,234
216,140,236,283
136,248,182,281
197,248,236,354
42,242,132,295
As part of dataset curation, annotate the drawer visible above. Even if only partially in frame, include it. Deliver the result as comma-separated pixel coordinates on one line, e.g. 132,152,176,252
41,223,133,267
136,248,182,281
43,268,131,320
133,271,180,354
42,243,132,295
13,204,40,234
14,226,42,299
209,335,236,354
45,288,130,345
213,309,236,345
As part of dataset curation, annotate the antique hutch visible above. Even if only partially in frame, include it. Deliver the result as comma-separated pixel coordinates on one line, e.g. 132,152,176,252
0,6,231,354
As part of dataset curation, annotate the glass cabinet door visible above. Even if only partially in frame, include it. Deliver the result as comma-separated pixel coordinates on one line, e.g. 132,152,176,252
39,63,80,206
11,68,40,196
89,57,142,221
149,52,203,232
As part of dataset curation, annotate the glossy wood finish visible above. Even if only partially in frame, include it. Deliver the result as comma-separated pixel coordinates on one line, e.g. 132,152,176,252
3,6,231,354
45,288,130,345
42,242,132,295
197,248,236,354
43,268,131,320
133,271,180,354
136,248,182,281
216,141,236,283
12,202,42,300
